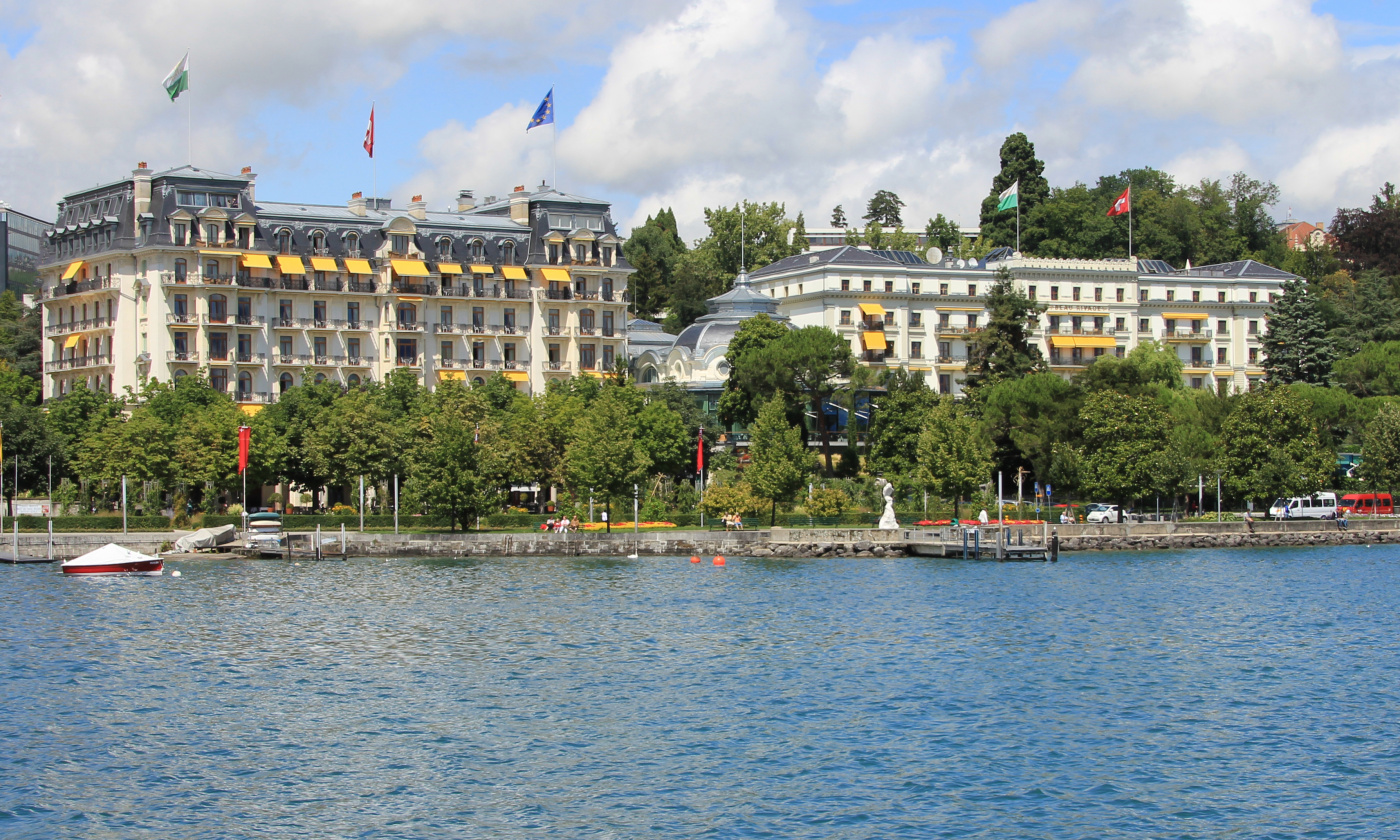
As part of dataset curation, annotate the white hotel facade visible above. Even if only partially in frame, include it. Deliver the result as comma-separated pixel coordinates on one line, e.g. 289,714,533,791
635,245,1290,398
37,164,632,406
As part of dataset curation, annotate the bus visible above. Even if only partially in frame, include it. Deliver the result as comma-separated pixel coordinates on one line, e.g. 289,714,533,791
1339,493,1394,516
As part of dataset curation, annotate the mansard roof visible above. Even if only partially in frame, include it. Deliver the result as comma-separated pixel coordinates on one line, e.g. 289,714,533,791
750,245,906,278
1171,259,1296,280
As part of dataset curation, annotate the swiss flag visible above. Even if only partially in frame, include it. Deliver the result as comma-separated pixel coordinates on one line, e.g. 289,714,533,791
1107,186,1131,217
363,106,375,158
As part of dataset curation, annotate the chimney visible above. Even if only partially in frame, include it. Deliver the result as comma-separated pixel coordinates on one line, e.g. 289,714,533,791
510,187,530,225
408,194,427,221
242,167,257,202
348,191,367,217
132,163,153,216
457,190,475,212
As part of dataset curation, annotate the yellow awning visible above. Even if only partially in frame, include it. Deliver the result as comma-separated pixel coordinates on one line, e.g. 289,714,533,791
64,334,81,349
200,250,236,257
61,261,84,280
437,370,467,382
242,254,273,269
863,331,888,350
391,259,431,277
938,307,985,312
501,266,527,281
239,404,264,416
581,369,604,378
858,303,887,316
396,296,423,302
310,257,338,272
502,371,529,382
1162,312,1208,320
277,255,307,274
437,263,463,274
1052,335,1118,348
470,264,493,274
1049,335,1076,348
344,259,373,275
541,268,571,282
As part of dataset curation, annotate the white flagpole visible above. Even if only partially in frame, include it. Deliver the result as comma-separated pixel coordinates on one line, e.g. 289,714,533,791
1128,184,1133,259
187,50,193,165
372,101,377,203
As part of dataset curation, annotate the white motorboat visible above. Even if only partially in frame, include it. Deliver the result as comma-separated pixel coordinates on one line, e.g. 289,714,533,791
61,543,164,576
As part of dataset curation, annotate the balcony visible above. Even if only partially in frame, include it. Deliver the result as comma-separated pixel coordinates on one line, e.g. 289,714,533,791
273,354,311,366
201,273,236,286
502,287,532,300
545,360,572,372
394,355,424,368
167,313,198,325
277,278,311,291
235,391,278,405
47,317,114,335
167,350,200,363
233,314,266,326
273,317,298,329
544,325,572,337
314,278,344,292
392,321,424,332
311,355,343,367
391,282,437,296
49,354,114,370
347,280,376,294
936,325,982,336
544,289,573,300
578,326,597,336
935,354,969,364
1161,328,1214,341
1048,355,1092,368
206,351,233,364
1184,357,1215,368
861,351,893,364
48,277,115,298
236,275,276,289
432,322,459,334
235,352,268,364
1045,325,1116,336
861,319,886,331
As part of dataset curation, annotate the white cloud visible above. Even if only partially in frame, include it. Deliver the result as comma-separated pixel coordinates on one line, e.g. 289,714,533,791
1164,141,1252,187
1278,116,1400,211
975,0,1101,68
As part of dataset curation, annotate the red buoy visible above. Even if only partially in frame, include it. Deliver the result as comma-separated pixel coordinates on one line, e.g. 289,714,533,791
690,555,701,564
713,556,726,566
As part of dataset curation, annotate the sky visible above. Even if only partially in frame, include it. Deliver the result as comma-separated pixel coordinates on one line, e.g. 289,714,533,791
1,0,1399,243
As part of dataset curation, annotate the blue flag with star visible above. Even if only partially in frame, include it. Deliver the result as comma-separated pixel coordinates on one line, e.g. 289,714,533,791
527,88,554,131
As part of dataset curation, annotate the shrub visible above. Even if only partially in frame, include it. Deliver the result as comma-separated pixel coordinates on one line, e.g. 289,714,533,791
329,503,357,516
806,487,849,517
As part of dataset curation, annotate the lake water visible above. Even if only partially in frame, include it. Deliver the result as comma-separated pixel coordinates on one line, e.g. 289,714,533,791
3,548,1399,839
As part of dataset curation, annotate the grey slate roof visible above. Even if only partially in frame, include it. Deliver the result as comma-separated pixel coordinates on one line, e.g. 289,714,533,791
1171,259,1296,280
750,245,903,278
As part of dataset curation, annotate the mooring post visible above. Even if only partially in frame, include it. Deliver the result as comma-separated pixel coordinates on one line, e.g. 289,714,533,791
1050,527,1059,563
48,518,54,561
962,527,968,560
974,528,981,559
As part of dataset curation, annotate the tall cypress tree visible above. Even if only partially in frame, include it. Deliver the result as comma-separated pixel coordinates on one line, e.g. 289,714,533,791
962,268,1046,399
979,133,1051,250
792,212,809,252
1263,278,1336,385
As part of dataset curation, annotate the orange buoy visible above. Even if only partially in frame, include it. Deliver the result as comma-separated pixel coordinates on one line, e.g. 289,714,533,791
690,555,701,564
713,556,726,566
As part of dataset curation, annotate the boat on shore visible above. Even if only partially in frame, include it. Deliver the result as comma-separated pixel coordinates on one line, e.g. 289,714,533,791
245,512,285,557
61,543,164,576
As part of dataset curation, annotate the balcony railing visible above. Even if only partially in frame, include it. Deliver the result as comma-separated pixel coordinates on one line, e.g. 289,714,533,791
344,356,371,367
48,277,114,298
861,351,893,364
1045,325,1116,336
236,276,275,289
578,326,597,336
395,355,424,368
391,282,437,296
1184,357,1215,368
233,314,266,326
1161,328,1214,340
49,354,114,370
236,391,278,405
861,320,886,331
343,319,372,330
935,354,969,364
545,360,572,372
936,325,981,335
47,317,114,334
273,354,311,366
545,289,573,300
167,350,200,363
274,317,297,329
201,273,236,286
347,280,376,293
234,352,268,364
167,313,198,325
393,321,424,332
314,278,344,292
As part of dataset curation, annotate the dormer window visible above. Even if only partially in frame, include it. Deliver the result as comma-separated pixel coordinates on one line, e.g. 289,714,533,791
548,243,560,264
311,230,326,253
502,241,516,265
204,224,219,245
574,244,588,263
438,237,453,260
172,223,187,246
277,229,292,254
602,246,613,266
390,234,409,255
470,239,484,260
345,232,360,257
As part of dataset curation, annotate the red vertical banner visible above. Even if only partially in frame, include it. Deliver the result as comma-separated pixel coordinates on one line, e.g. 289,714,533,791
696,427,705,473
238,426,251,473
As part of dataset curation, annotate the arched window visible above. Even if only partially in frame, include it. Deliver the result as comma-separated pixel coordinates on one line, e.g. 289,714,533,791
174,258,187,282
237,371,252,399
502,241,515,265
208,294,227,323
347,373,360,387
602,277,613,299
278,372,293,393
310,230,325,253
277,229,292,254
314,373,326,384
345,232,360,257
397,302,417,326
472,377,485,387
438,237,453,260
641,367,657,383
470,239,484,260
174,369,188,380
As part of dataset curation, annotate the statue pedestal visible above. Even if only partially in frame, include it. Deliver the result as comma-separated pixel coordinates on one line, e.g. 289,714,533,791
878,504,898,530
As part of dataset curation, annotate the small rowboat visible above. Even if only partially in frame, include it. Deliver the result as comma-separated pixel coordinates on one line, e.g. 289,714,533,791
61,543,164,576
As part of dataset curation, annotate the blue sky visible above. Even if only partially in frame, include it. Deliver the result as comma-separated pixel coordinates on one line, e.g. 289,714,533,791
2,0,1399,242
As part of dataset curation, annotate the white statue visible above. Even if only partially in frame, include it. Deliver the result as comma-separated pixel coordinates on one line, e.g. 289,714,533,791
878,480,898,530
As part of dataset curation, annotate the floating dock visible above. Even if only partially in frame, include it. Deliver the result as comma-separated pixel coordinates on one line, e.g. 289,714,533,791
904,526,1055,561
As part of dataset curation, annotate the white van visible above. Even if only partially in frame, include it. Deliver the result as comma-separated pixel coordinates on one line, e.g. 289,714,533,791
1268,492,1338,519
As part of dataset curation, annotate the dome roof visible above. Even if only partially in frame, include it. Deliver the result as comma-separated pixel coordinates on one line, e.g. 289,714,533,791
674,320,741,355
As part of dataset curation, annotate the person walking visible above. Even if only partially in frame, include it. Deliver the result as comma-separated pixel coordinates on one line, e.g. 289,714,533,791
978,509,989,526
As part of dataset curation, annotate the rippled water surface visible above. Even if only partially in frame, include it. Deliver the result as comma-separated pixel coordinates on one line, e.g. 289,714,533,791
4,547,1400,838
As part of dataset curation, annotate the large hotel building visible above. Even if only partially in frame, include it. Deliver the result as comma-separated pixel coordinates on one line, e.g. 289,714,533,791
37,164,632,405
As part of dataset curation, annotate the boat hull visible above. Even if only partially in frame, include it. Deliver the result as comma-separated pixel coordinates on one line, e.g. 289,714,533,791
62,559,164,576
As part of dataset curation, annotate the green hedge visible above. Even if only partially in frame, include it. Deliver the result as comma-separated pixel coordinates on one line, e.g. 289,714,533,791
16,515,172,532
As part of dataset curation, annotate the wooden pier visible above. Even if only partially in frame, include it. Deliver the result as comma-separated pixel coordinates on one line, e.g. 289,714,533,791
904,525,1056,562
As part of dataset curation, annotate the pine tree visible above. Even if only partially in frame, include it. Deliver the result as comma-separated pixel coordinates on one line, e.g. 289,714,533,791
793,212,809,252
864,190,905,227
831,204,847,228
1263,278,1336,385
963,268,1046,398
979,133,1051,249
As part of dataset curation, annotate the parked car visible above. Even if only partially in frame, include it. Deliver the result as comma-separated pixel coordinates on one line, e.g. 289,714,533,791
1086,504,1120,523
1267,492,1338,519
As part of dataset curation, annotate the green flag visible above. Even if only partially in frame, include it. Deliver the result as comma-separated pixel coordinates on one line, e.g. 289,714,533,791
997,180,1019,212
163,53,189,101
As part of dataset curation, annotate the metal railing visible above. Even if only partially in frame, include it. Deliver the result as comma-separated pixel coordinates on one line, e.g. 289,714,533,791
1045,325,1116,336
1161,328,1214,340
47,317,114,334
49,354,115,369
49,277,114,297
545,360,572,371
235,352,267,363
167,350,200,362
234,314,266,326
167,313,198,325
